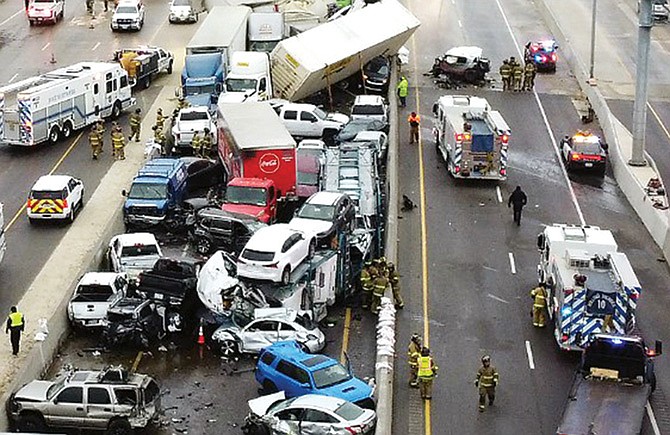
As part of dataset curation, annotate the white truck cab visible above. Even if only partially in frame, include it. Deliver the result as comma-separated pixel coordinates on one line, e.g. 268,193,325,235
108,232,163,280
27,0,64,25
219,51,272,103
111,0,145,31
276,103,349,139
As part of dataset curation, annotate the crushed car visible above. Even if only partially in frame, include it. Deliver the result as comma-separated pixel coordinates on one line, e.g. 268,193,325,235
8,365,160,434
431,46,490,84
242,391,376,435
191,207,267,256
102,298,165,349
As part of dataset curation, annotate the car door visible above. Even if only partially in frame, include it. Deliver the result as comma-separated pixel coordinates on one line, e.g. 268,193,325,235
242,319,280,352
46,386,86,428
273,407,303,433
282,109,300,136
281,234,302,269
277,320,298,342
210,218,233,251
300,110,320,137
109,238,121,272
301,408,341,433
86,386,115,429
274,360,311,395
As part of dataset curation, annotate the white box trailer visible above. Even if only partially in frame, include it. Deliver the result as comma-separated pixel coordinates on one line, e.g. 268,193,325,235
270,0,420,101
185,6,251,70
0,62,135,146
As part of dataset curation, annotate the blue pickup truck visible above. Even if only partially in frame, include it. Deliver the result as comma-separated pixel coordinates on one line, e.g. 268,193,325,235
123,158,188,230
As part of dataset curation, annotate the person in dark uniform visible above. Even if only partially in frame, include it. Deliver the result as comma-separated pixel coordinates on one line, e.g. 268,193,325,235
508,186,528,226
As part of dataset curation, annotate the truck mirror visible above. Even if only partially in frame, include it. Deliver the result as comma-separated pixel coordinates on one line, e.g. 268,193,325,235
216,83,223,93
655,340,663,356
601,143,609,151
121,189,127,197
537,234,544,249
432,103,438,116
174,87,181,98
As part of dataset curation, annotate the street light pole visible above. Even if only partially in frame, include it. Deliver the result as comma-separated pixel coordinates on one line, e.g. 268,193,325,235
630,0,653,166
589,0,597,79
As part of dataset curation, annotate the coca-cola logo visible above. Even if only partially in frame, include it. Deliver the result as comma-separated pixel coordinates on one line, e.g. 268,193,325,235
259,153,280,174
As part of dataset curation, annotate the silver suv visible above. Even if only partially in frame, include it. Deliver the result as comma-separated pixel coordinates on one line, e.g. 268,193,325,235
9,366,160,434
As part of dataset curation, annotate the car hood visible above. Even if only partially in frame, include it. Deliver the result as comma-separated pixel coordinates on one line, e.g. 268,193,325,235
288,217,333,236
15,380,54,401
327,113,350,124
197,251,239,315
320,376,373,404
222,203,268,222
125,198,168,210
114,12,140,19
248,391,286,416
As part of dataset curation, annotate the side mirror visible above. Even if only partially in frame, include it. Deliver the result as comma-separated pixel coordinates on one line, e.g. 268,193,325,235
121,189,127,197
537,233,545,250
601,143,609,151
432,103,438,116
174,87,181,99
311,118,318,123
655,340,663,356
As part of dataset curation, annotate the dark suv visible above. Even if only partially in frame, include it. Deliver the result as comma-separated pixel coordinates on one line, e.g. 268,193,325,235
191,208,267,256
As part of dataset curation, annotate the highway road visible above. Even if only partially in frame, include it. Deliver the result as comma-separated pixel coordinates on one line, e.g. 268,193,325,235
393,0,670,434
0,0,196,311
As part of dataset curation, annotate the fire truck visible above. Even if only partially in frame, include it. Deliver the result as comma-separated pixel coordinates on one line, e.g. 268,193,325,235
537,224,641,351
432,95,510,181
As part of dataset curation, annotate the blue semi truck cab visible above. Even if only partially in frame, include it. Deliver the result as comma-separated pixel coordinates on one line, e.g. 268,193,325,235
123,158,188,230
180,52,225,109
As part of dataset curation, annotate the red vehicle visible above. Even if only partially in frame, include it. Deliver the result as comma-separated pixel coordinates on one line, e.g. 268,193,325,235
222,177,278,223
217,102,297,213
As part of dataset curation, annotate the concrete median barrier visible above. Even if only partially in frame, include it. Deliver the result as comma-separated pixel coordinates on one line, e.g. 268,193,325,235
0,83,179,430
534,0,669,250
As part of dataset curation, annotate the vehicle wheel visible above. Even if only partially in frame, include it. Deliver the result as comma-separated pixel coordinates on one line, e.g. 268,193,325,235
106,418,132,435
68,209,75,223
28,217,37,226
262,380,278,394
48,126,60,144
29,20,35,26
167,61,173,74
144,75,151,89
61,121,73,139
111,101,122,119
650,370,657,392
464,69,477,83
195,237,212,255
244,421,271,435
79,194,85,210
217,339,239,357
17,413,46,432
308,239,316,257
281,267,291,285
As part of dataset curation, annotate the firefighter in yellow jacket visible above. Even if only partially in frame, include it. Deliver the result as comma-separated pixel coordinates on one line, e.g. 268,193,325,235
128,108,142,142
370,273,388,313
407,333,422,387
89,125,102,160
360,261,374,309
475,355,499,412
417,347,438,399
111,130,126,160
530,284,547,327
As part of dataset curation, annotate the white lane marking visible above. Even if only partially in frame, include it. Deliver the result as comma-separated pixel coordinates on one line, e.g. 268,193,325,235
487,293,509,304
496,185,503,203
41,42,50,51
646,401,662,435
482,265,498,272
91,42,100,51
0,9,24,27
457,19,462,28
9,73,18,83
508,252,516,275
494,0,586,226
525,340,536,370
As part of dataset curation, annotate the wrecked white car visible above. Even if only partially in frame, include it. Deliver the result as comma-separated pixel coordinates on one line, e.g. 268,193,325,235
211,308,326,356
242,392,376,435
8,366,160,434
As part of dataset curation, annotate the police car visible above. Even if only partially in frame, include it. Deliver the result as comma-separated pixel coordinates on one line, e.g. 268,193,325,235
560,131,608,176
524,40,558,72
27,175,84,224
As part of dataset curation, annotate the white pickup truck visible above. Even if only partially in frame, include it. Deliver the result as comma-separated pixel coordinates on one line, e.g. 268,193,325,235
27,0,64,25
67,272,128,328
108,233,163,280
275,103,349,140
171,106,217,155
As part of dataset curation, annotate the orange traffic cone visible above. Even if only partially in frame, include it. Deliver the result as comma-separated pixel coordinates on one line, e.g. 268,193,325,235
197,325,205,345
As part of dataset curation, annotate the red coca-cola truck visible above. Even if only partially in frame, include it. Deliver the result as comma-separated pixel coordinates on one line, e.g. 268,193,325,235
217,102,297,222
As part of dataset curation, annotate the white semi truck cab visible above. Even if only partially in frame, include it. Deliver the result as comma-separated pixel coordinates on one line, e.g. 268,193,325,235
218,51,272,103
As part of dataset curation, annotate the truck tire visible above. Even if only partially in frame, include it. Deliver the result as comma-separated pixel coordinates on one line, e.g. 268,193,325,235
195,237,213,255
167,61,173,74
281,267,291,285
61,121,73,139
106,418,132,435
17,412,46,432
464,69,477,83
111,101,122,119
262,380,278,394
144,75,151,89
48,126,61,144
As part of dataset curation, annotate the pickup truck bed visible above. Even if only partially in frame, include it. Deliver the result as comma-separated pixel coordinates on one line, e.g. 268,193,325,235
558,376,650,435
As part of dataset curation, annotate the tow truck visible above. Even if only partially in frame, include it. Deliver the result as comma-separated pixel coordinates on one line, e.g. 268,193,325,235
557,334,661,435
537,224,641,351
114,46,174,89
560,130,608,176
524,39,558,72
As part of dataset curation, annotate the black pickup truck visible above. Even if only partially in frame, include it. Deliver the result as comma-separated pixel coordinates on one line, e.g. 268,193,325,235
557,334,662,435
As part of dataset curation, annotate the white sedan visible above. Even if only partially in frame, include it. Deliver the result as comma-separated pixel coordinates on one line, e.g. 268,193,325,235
237,224,315,284
244,392,376,435
211,308,326,356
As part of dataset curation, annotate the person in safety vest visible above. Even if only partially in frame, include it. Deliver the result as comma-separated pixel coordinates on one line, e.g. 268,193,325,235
5,306,25,356
417,347,438,400
475,355,499,412
370,272,388,314
408,112,420,144
360,261,374,309
155,108,166,131
129,108,142,142
408,333,422,387
89,124,102,160
530,284,547,327
397,76,409,108
499,59,512,91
